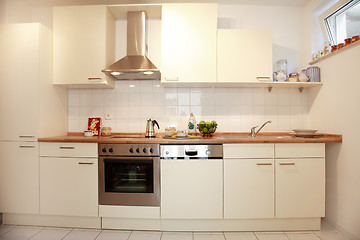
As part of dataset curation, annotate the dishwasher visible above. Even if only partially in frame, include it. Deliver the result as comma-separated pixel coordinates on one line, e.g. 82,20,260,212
160,144,223,219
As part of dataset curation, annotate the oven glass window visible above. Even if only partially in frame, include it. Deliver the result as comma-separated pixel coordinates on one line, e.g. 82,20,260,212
104,159,154,193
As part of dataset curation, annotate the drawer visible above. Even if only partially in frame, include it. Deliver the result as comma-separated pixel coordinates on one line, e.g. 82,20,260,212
223,144,274,159
275,143,325,158
40,142,98,157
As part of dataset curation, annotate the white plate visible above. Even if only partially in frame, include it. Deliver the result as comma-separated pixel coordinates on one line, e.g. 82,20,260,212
292,129,318,135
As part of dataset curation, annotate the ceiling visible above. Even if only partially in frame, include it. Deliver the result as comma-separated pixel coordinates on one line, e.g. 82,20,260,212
22,0,312,8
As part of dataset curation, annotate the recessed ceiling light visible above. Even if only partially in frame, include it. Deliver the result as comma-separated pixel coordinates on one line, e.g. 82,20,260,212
111,72,121,76
143,71,154,75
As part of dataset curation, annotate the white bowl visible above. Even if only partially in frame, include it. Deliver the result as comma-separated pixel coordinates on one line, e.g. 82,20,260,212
292,129,318,135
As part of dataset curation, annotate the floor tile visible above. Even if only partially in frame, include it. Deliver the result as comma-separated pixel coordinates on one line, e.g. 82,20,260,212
193,232,225,240
285,232,321,240
224,232,257,240
0,226,16,237
29,227,72,240
95,230,131,240
129,231,162,240
255,232,289,240
161,232,192,240
62,229,101,240
0,226,44,240
313,231,350,240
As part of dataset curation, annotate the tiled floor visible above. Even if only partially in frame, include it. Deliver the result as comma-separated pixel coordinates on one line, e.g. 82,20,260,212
0,221,351,240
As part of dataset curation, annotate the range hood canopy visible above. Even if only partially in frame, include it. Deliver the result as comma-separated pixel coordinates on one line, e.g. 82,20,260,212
102,11,160,80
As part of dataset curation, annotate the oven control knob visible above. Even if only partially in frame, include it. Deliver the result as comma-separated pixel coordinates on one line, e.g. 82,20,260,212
109,148,114,153
150,148,155,153
129,148,134,153
206,150,211,155
143,148,148,153
102,148,107,153
136,148,141,153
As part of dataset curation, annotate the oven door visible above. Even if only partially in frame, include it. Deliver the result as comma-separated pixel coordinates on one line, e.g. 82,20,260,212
99,156,160,206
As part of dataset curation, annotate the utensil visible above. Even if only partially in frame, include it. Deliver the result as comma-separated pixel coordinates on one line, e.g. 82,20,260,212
145,119,160,138
291,129,318,137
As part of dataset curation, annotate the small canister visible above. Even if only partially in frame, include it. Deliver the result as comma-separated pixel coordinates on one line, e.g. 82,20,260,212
331,45,338,53
352,35,360,42
344,38,352,46
338,43,344,49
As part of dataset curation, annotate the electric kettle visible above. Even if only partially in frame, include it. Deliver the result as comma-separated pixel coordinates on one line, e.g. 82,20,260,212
145,119,160,138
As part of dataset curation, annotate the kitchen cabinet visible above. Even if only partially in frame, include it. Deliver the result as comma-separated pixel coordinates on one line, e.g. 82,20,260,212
217,29,273,83
40,142,98,217
161,3,217,83
0,23,67,141
53,5,115,88
275,143,325,218
0,142,39,214
161,159,223,219
224,144,274,219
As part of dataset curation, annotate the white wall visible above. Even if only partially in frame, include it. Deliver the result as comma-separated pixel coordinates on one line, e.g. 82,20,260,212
308,45,360,240
0,0,6,24
2,0,32,23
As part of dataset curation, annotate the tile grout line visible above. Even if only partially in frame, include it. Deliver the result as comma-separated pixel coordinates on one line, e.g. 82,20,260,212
60,228,75,240
93,229,102,240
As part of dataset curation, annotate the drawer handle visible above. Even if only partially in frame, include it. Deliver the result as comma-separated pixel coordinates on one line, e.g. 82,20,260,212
279,162,295,165
256,163,272,166
88,77,102,82
19,135,35,138
19,145,35,148
60,146,75,150
78,162,94,165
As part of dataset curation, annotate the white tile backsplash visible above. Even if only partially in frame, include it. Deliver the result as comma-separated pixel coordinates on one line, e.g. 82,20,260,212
67,80,309,133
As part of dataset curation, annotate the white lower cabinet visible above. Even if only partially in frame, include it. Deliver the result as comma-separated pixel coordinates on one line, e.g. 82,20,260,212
224,144,274,219
275,158,325,218
224,158,274,219
0,142,39,214
161,159,223,219
40,142,98,217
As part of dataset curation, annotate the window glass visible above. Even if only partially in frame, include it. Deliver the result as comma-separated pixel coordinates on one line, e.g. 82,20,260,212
325,0,360,45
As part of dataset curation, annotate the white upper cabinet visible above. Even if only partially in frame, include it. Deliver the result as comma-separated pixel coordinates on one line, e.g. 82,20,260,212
217,29,273,83
0,23,67,141
53,5,115,88
161,3,217,83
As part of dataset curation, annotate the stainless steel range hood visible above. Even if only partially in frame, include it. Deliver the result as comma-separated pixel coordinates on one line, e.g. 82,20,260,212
102,11,160,80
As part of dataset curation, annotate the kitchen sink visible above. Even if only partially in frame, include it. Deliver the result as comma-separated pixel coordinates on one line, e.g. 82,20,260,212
221,135,293,139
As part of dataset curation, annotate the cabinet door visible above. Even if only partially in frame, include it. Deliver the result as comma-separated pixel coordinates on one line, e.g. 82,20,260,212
217,29,272,83
161,159,223,219
224,158,274,219
0,142,39,214
161,4,217,83
53,5,115,87
40,157,98,217
275,158,325,218
0,24,40,141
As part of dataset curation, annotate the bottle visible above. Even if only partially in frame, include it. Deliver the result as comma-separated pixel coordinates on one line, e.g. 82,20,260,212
188,113,196,135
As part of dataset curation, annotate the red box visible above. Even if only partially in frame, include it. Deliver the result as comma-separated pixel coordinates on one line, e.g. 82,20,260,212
88,117,101,136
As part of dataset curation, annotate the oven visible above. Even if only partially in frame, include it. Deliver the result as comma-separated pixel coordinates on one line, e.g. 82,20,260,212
98,143,160,206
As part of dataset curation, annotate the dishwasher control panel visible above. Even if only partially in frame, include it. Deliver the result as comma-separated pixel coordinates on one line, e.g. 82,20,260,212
160,144,223,159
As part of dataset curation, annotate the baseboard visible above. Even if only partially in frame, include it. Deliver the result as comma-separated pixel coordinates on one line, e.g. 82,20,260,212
323,218,360,240
3,213,101,229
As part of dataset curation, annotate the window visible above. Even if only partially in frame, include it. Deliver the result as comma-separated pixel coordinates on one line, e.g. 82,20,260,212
324,0,360,45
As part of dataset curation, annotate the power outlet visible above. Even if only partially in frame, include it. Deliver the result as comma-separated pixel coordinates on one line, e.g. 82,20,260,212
105,113,112,120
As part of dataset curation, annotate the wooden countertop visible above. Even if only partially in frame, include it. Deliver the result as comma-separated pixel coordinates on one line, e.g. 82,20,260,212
38,132,342,144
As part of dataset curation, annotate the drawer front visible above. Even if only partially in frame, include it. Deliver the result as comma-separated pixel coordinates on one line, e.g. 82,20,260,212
275,143,325,158
224,144,274,159
40,142,98,157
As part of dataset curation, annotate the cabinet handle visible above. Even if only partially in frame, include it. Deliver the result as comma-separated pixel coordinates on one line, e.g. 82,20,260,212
19,145,35,148
164,77,179,81
279,162,295,165
78,162,94,165
88,77,102,82
256,77,271,81
256,163,272,166
19,135,35,138
60,146,75,150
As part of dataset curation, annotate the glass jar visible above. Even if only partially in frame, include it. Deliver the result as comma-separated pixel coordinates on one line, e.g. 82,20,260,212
276,60,288,76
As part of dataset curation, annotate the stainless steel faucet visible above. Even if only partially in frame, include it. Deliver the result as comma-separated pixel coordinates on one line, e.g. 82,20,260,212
251,120,272,138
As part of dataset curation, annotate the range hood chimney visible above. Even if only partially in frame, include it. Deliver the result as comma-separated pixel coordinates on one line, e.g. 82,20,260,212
102,11,160,80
